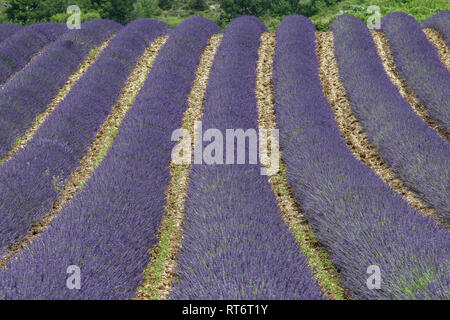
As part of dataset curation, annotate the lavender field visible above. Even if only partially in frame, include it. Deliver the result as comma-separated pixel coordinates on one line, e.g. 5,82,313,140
0,12,448,300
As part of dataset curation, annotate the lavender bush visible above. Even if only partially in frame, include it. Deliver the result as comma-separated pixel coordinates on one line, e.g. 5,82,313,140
0,17,219,299
0,24,22,43
0,19,122,159
0,19,169,259
421,11,450,46
0,22,66,84
170,16,323,300
382,12,450,135
331,15,450,224
273,15,449,299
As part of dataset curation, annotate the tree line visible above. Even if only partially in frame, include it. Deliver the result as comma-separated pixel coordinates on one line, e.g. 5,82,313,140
3,0,343,25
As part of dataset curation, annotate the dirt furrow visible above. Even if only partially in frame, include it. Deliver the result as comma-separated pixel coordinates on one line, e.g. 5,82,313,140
134,34,222,300
423,28,450,70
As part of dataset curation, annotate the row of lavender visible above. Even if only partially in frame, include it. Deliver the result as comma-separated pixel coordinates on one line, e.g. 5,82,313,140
382,12,450,135
0,24,22,43
0,18,168,258
170,16,323,300
0,17,218,299
0,19,122,159
422,10,450,46
273,15,449,299
331,15,450,224
0,12,447,299
0,22,66,85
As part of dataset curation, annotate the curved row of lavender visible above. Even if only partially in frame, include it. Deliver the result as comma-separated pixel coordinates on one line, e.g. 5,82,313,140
382,12,450,135
0,19,122,159
0,22,66,85
330,15,450,224
0,24,22,43
273,15,449,299
170,16,323,300
0,18,169,260
0,17,219,300
421,11,450,46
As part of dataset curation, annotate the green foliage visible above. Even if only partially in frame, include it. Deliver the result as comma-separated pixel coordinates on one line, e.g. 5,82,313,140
6,0,40,24
217,0,345,22
313,19,331,31
310,0,449,31
261,16,281,33
133,0,162,18
157,14,184,28
2,0,449,31
188,0,207,11
104,0,135,24
158,0,174,10
218,0,272,19
0,2,9,23
5,0,134,25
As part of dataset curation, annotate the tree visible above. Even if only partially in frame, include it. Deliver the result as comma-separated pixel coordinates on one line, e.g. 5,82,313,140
133,0,161,18
189,0,207,11
218,0,272,19
5,0,135,25
158,0,174,10
297,0,319,16
102,0,135,24
6,0,41,24
218,0,330,20
6,0,95,24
